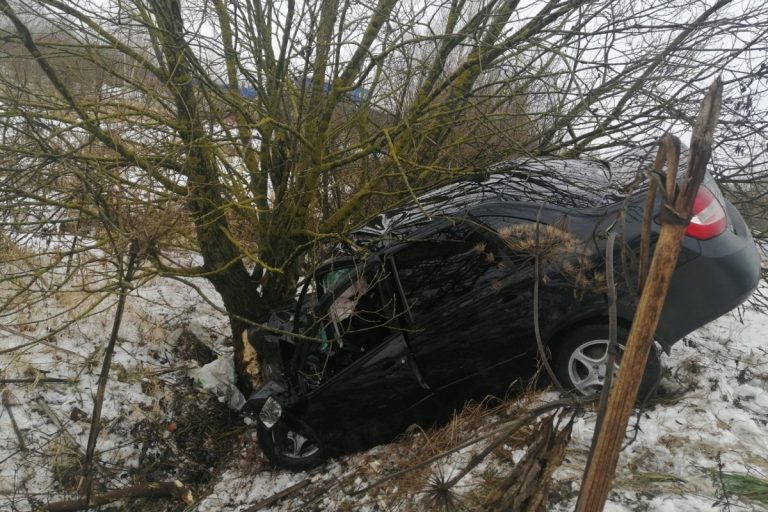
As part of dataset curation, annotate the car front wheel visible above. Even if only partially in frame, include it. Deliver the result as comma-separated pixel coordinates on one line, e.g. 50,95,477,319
257,420,326,470
552,324,661,403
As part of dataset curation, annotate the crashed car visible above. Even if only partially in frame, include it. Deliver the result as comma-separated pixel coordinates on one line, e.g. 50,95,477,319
244,153,760,470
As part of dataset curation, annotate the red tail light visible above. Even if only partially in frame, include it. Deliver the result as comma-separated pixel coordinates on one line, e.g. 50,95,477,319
685,185,727,240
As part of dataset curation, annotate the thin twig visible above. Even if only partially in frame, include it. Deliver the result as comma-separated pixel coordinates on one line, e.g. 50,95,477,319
638,143,664,290
2,390,27,452
242,478,311,512
532,207,567,393
714,451,733,512
349,400,571,496
0,378,72,384
82,244,140,503
0,325,87,360
41,480,194,512
444,406,571,490
583,232,618,475
34,397,83,456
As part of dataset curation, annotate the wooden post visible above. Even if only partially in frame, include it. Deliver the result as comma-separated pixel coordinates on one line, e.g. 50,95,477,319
575,77,723,512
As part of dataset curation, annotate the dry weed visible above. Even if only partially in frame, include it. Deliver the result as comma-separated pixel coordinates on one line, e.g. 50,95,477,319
343,391,559,511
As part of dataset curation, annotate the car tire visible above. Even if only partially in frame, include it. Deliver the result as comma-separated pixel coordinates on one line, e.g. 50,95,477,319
257,420,326,470
552,324,661,403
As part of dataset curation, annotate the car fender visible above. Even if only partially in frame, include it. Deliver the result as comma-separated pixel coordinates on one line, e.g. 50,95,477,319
542,297,637,345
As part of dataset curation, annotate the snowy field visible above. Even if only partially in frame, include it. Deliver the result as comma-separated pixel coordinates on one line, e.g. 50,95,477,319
1,259,767,511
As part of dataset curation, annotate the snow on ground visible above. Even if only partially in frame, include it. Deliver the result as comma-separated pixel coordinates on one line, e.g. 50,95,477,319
1,250,767,511
0,267,232,511
550,297,768,511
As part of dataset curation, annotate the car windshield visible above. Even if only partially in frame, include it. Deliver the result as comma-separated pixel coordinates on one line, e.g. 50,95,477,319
319,268,352,296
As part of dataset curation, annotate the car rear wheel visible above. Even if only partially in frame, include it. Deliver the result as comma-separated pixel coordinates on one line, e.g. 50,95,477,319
257,421,325,470
552,324,661,403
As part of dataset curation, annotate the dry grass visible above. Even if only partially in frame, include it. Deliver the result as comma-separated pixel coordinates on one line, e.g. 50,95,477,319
494,222,607,294
330,391,570,511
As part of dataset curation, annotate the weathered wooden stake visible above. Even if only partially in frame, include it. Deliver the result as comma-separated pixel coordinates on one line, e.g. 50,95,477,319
575,77,722,512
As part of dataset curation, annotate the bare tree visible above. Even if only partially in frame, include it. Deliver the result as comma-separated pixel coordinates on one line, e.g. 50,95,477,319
0,0,766,395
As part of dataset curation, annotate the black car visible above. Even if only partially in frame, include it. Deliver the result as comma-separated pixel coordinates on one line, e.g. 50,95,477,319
244,154,760,470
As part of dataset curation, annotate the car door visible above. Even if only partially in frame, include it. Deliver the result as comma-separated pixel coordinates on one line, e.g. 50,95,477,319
474,204,616,341
299,332,433,453
392,219,534,401
296,261,433,453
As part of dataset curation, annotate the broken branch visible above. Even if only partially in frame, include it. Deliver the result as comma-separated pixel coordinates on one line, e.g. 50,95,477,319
41,480,194,512
2,390,27,452
0,377,71,384
242,479,311,512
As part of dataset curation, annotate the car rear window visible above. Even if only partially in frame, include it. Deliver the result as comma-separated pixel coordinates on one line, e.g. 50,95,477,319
393,225,502,320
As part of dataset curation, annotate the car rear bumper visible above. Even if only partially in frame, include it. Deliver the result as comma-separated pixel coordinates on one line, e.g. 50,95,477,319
656,211,760,347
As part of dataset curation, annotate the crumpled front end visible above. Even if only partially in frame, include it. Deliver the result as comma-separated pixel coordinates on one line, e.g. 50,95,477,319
240,311,295,418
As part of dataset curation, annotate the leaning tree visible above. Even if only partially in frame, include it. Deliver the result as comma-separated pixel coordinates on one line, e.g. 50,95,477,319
0,0,766,392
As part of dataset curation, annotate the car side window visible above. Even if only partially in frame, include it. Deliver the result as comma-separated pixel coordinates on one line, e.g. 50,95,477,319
317,265,399,347
393,225,501,320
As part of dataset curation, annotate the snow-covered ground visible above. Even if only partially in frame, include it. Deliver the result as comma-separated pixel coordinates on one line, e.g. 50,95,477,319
0,269,233,511
558,298,768,512
1,257,767,510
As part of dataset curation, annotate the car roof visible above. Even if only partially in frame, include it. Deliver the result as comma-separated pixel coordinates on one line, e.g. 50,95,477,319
351,156,633,243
